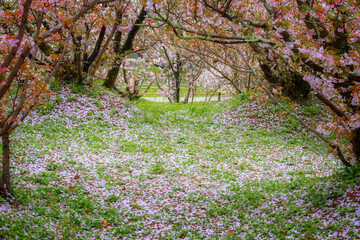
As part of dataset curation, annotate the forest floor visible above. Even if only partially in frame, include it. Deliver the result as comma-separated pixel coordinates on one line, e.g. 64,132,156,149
0,85,359,239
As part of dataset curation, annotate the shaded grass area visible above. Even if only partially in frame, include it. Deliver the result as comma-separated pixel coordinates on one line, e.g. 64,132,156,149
0,89,359,239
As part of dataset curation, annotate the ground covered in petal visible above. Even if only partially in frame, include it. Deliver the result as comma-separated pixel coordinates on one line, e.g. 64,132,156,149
0,87,359,239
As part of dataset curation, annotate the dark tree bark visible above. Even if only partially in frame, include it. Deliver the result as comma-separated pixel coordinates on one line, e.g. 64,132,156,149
103,8,147,89
0,132,11,198
83,25,106,73
89,23,118,75
352,128,360,160
162,48,184,103
173,53,183,103
72,35,83,84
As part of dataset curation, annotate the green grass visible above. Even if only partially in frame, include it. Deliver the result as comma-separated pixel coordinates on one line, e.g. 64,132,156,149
1,89,359,239
118,84,221,98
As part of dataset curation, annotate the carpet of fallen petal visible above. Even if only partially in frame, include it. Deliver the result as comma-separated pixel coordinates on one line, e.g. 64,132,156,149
0,87,359,239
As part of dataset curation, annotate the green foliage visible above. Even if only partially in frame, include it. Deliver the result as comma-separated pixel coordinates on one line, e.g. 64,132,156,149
149,162,166,174
339,162,360,184
45,162,59,171
71,195,94,213
303,102,322,116
86,85,104,98
36,102,56,116
93,99,104,109
49,78,63,91
68,83,85,94
235,92,251,102
29,172,57,185
105,195,121,203
66,95,78,102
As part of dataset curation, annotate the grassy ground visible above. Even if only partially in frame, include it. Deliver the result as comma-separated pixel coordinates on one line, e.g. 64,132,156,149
0,86,359,239
120,85,218,98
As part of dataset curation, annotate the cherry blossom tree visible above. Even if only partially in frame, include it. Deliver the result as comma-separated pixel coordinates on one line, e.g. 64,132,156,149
0,0,116,200
144,42,204,103
149,0,360,164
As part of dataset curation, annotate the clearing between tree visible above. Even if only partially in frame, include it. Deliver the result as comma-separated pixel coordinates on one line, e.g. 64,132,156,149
0,86,359,239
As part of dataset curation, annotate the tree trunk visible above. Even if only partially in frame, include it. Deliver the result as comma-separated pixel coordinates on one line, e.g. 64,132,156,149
103,8,147,89
352,128,360,161
209,87,220,102
247,72,251,90
174,77,181,103
1,132,11,198
105,66,121,89
184,83,192,104
89,23,118,75
205,91,210,102
72,35,83,84
191,86,196,103
83,25,106,73
173,53,182,103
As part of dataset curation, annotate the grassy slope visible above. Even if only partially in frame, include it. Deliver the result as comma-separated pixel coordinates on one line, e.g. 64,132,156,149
0,86,359,239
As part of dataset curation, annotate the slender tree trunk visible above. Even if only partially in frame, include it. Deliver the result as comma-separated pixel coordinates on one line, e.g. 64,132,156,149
205,91,210,102
174,77,181,103
89,23,118,75
103,8,147,89
1,0,32,70
184,83,192,104
105,66,121,89
0,47,31,100
247,72,251,91
104,21,122,89
209,87,220,102
191,86,196,103
143,81,153,94
1,132,11,198
83,25,106,73
173,53,182,103
132,76,140,100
